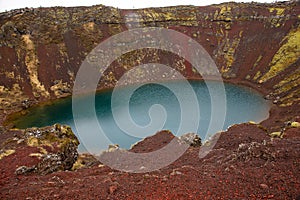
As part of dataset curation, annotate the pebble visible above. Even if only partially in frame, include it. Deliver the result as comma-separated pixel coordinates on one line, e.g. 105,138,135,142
260,183,268,189
109,182,119,194
170,170,182,176
17,139,25,144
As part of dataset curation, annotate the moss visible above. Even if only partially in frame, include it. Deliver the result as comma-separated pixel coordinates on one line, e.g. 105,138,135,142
0,149,15,160
253,55,263,69
26,124,79,150
136,7,198,27
224,37,240,68
217,31,241,76
39,147,48,154
104,71,117,84
279,98,300,107
270,131,283,138
269,8,285,16
108,24,122,35
5,71,15,79
22,35,50,98
50,80,71,97
83,22,95,32
291,122,300,128
268,7,286,28
273,69,300,89
17,124,79,174
27,136,54,148
0,83,27,111
29,153,43,158
73,22,103,51
27,136,39,146
58,43,68,59
57,125,80,148
259,26,300,83
215,5,232,21
71,158,85,171
272,78,300,96
278,87,300,106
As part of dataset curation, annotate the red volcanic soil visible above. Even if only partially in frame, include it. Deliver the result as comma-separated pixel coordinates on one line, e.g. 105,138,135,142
0,124,299,199
0,1,300,199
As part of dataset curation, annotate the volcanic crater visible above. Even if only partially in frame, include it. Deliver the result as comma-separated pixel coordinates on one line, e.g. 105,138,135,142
0,2,299,199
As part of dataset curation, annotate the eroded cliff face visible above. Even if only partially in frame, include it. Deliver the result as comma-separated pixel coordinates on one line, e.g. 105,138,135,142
0,2,299,119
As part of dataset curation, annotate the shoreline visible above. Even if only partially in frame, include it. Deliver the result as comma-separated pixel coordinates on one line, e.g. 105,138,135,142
2,77,272,130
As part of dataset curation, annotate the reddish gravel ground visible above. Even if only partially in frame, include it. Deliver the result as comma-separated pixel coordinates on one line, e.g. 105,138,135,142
0,120,299,199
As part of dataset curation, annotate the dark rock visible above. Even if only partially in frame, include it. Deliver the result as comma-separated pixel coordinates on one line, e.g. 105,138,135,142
0,126,5,134
15,166,35,175
21,99,33,109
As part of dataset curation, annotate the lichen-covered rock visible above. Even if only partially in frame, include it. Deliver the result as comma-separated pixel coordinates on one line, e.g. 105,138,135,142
108,144,120,152
14,124,79,175
270,131,283,138
15,165,35,175
71,153,99,170
291,121,300,128
178,133,202,147
222,141,276,163
0,149,15,160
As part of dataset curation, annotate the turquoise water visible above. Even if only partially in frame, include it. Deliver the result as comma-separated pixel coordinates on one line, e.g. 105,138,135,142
12,81,270,153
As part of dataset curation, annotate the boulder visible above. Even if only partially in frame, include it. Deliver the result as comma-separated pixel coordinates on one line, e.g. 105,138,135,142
15,124,79,175
178,133,202,147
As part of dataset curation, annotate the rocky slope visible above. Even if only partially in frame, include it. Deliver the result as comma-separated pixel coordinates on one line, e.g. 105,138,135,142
0,2,299,199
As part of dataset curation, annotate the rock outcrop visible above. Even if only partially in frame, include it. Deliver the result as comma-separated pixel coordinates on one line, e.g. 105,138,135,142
1,124,79,175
